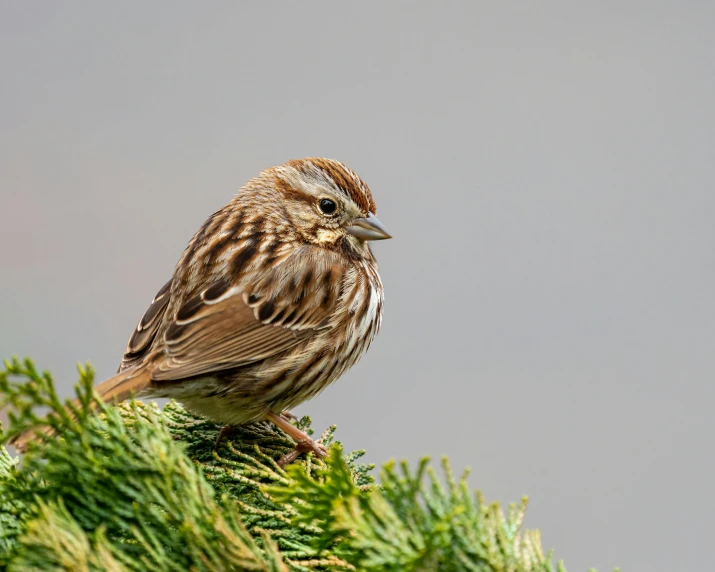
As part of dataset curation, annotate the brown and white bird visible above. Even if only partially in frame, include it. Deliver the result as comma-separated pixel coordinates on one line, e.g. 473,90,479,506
11,158,390,463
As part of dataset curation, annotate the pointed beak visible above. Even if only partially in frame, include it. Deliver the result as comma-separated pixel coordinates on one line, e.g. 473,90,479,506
346,212,392,241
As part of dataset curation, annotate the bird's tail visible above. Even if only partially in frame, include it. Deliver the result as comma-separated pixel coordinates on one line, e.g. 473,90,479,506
9,365,153,453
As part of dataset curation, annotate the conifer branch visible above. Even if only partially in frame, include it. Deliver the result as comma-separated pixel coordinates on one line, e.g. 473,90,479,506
0,358,579,571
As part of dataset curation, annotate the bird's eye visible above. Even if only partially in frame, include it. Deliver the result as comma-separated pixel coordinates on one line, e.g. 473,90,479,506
319,198,337,215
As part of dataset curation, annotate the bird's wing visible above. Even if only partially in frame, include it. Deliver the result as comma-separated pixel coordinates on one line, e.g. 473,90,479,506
119,280,173,372
150,247,348,382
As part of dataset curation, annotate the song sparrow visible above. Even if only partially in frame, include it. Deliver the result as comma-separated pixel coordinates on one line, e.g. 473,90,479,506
11,158,390,464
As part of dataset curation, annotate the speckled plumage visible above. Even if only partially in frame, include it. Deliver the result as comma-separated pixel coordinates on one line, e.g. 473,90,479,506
117,158,386,425
11,158,390,456
13,158,390,456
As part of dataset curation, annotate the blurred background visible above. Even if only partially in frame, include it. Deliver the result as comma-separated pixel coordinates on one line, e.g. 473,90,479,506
2,3,714,570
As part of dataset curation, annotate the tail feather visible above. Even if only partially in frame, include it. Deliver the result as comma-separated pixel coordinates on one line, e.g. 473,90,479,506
93,365,152,405
9,366,153,453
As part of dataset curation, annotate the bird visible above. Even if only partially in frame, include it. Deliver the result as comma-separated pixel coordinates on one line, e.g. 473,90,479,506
10,158,391,465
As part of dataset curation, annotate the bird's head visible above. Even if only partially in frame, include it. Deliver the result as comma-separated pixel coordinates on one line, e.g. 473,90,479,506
268,158,391,257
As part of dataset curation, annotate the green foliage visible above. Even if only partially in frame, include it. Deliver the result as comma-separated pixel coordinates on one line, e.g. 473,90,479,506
0,358,570,571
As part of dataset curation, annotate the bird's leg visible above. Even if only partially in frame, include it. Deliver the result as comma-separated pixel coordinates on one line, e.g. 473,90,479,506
266,411,327,467
214,424,235,450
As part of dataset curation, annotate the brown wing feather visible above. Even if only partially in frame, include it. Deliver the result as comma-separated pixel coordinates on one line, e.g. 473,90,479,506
149,246,348,382
151,291,310,380
119,280,172,372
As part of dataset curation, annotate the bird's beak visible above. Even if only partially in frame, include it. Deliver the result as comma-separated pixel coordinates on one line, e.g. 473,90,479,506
346,212,392,241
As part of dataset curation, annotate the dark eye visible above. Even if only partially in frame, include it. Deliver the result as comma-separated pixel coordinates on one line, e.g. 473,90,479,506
319,198,337,215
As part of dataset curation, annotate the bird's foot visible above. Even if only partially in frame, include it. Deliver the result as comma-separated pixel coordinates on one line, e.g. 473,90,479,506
266,411,327,467
280,410,299,422
277,438,327,468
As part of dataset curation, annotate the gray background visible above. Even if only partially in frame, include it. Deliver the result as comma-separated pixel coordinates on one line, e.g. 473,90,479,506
1,2,713,570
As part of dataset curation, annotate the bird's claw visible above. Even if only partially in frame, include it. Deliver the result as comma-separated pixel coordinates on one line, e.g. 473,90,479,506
214,424,234,451
280,410,299,422
277,438,327,468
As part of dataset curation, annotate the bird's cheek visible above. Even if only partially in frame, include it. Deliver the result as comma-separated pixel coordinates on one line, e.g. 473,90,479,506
315,228,342,244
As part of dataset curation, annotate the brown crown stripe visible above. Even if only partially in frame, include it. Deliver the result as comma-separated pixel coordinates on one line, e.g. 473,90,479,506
295,158,376,214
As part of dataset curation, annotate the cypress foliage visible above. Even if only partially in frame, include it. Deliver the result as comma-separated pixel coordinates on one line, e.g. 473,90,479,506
0,357,571,571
